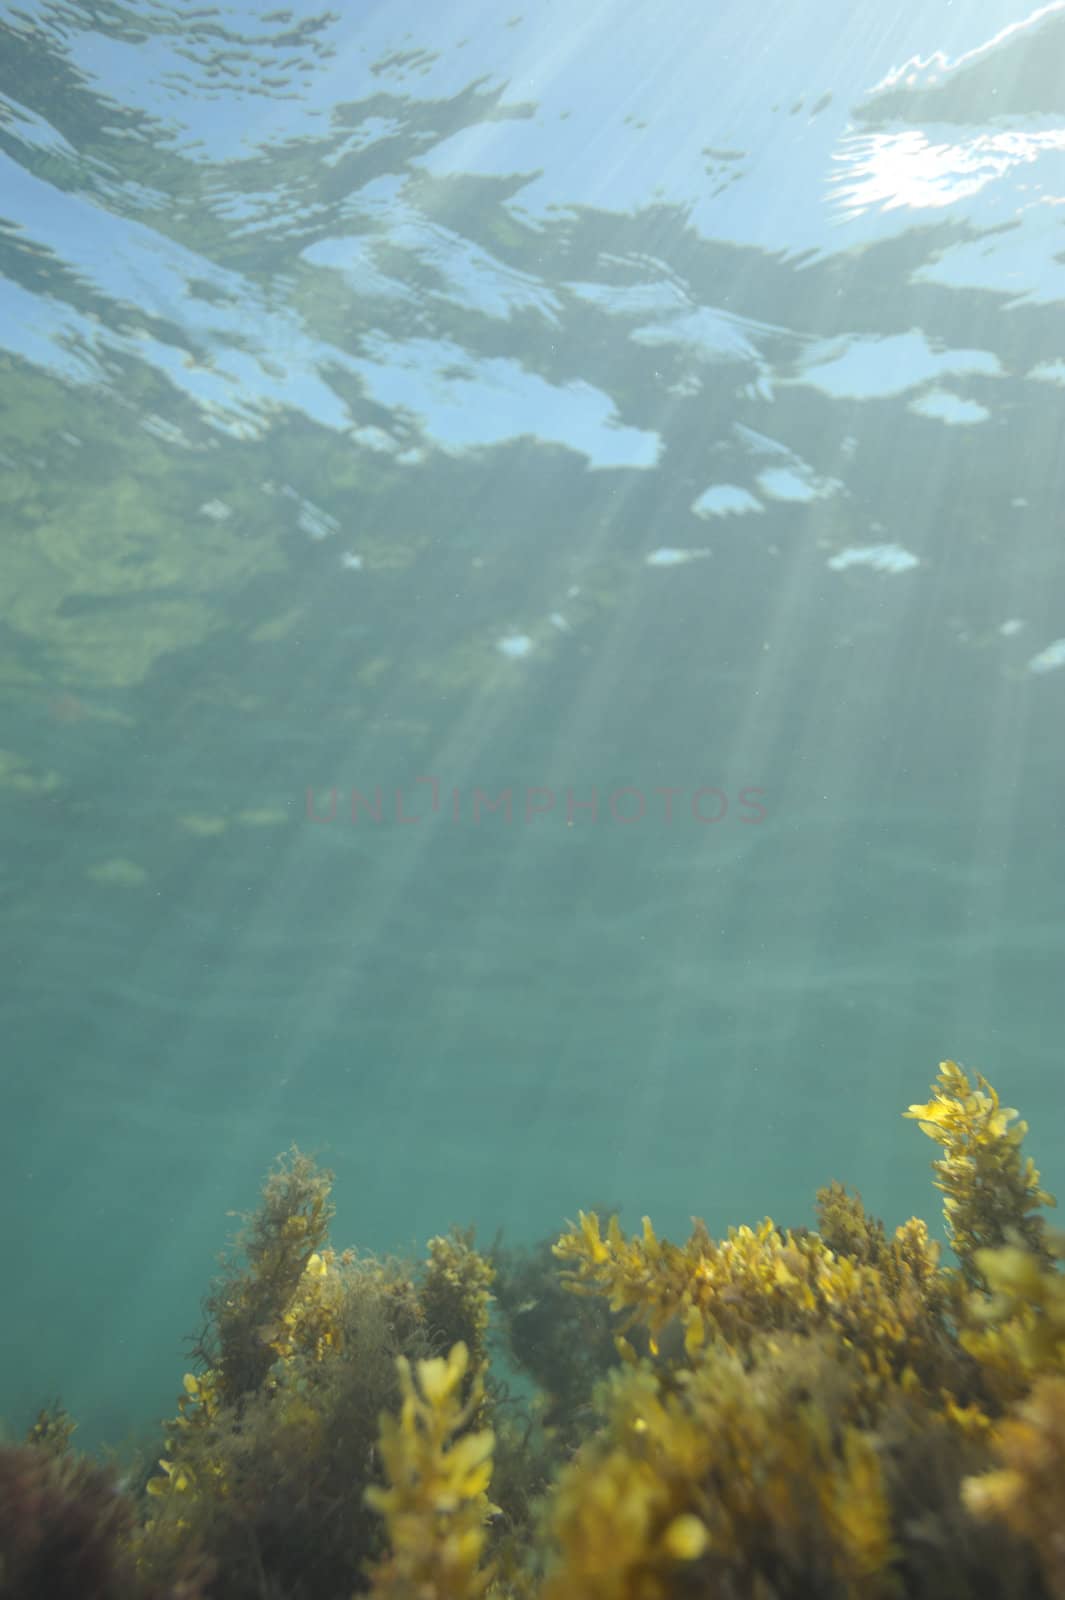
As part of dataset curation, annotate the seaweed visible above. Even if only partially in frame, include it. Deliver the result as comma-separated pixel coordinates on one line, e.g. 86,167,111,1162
489,1225,621,1444
366,1342,496,1600
3,1061,1063,1600
192,1145,337,1412
904,1060,1055,1288
0,1435,206,1600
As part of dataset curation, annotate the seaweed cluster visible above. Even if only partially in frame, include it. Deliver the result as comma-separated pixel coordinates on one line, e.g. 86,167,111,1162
2,1060,1064,1598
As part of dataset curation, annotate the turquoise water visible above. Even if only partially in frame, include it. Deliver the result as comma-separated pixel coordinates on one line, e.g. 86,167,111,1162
2,0,1064,1453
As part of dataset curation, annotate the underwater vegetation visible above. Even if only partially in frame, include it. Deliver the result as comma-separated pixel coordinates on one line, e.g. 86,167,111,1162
2,1062,1065,1598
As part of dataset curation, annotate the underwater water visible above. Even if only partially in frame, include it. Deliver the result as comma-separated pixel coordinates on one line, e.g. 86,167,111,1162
1,0,1064,1497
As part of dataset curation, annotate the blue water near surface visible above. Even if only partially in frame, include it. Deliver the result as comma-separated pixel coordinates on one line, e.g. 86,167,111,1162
2,0,1064,1449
